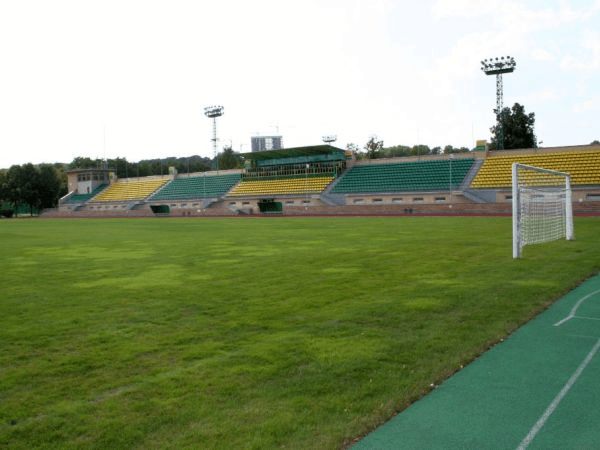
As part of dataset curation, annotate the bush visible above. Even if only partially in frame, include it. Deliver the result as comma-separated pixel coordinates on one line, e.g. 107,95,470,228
0,209,14,218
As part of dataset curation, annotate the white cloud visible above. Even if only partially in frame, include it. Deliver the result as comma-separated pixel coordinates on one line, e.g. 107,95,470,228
432,0,499,19
530,48,556,62
573,96,600,113
560,29,600,72
433,0,599,29
524,88,562,104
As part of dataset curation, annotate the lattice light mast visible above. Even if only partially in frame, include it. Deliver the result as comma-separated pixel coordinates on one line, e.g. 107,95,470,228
481,56,516,150
204,105,224,160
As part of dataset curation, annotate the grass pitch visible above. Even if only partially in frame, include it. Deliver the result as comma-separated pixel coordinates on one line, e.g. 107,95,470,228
1,216,599,449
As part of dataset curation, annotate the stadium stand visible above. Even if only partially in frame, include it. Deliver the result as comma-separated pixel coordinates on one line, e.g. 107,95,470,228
331,158,475,194
471,150,600,188
228,176,334,197
150,173,241,201
92,178,169,202
48,145,598,218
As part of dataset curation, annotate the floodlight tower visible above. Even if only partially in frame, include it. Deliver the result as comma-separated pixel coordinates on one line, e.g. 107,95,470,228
204,105,224,159
322,134,337,145
481,56,516,150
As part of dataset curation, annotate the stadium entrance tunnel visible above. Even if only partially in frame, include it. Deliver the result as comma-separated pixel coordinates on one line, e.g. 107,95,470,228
150,205,170,216
258,198,283,214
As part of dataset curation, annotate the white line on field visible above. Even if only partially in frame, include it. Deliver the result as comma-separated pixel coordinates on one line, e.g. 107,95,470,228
553,289,600,327
516,337,600,450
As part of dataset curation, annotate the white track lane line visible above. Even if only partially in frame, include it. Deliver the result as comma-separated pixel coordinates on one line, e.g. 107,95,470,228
554,289,600,327
516,337,600,450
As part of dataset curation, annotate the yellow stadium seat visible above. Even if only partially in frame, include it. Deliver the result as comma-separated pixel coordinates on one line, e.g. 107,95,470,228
471,151,600,189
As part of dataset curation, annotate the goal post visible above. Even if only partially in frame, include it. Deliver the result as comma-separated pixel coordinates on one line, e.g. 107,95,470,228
512,163,574,259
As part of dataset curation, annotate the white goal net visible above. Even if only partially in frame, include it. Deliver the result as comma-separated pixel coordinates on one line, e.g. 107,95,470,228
512,163,574,258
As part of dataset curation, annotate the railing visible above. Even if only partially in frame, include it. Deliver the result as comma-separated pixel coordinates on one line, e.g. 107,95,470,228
242,161,346,181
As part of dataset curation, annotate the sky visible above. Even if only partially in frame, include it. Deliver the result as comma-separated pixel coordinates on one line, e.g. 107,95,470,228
1,0,599,168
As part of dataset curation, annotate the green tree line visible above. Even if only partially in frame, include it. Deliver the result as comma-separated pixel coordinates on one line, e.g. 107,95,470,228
69,147,242,178
0,163,68,215
349,136,471,160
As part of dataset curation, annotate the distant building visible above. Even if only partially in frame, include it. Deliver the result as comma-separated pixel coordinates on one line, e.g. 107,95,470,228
251,135,283,153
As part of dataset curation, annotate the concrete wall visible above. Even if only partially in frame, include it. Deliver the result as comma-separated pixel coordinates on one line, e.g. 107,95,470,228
343,192,471,206
494,187,600,203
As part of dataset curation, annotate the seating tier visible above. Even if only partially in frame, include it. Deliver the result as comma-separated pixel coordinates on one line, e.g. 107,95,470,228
92,179,168,202
151,173,241,200
331,158,475,194
227,176,334,197
471,151,600,188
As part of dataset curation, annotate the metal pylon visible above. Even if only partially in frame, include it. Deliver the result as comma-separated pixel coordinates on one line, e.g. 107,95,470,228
211,118,218,158
496,73,504,150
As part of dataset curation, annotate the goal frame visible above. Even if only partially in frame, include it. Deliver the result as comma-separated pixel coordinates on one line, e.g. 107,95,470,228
512,163,574,259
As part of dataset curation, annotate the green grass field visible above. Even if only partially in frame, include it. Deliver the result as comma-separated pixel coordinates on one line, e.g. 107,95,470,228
1,216,599,449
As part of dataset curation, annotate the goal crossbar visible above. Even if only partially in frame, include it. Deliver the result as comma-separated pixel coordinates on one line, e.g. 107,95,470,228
512,163,574,258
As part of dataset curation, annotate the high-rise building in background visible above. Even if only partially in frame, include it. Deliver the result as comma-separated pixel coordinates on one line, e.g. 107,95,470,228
251,135,283,152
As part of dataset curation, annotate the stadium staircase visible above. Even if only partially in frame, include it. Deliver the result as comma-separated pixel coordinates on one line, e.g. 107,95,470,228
127,200,144,210
460,158,484,189
460,159,491,203
462,189,496,204
319,174,347,205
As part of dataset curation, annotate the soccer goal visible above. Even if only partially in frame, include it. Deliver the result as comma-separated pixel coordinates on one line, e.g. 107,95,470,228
512,163,574,258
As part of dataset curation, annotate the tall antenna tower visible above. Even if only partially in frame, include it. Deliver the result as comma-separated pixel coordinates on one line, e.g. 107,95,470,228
322,134,337,145
481,56,516,150
204,105,225,159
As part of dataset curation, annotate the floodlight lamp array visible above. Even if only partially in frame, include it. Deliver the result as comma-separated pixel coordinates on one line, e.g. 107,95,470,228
204,105,224,118
481,56,516,75
322,134,337,144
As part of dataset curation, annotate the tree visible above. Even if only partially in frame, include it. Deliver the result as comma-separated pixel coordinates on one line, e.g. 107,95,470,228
5,164,39,214
69,156,102,170
4,166,23,209
0,170,7,203
382,145,412,158
36,164,62,210
365,135,384,159
443,145,454,154
443,145,470,154
412,145,430,157
490,103,536,150
217,147,242,170
591,140,600,145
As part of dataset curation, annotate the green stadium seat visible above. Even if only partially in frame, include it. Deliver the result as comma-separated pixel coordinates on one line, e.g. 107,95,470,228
64,184,108,204
150,173,241,200
332,159,475,194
